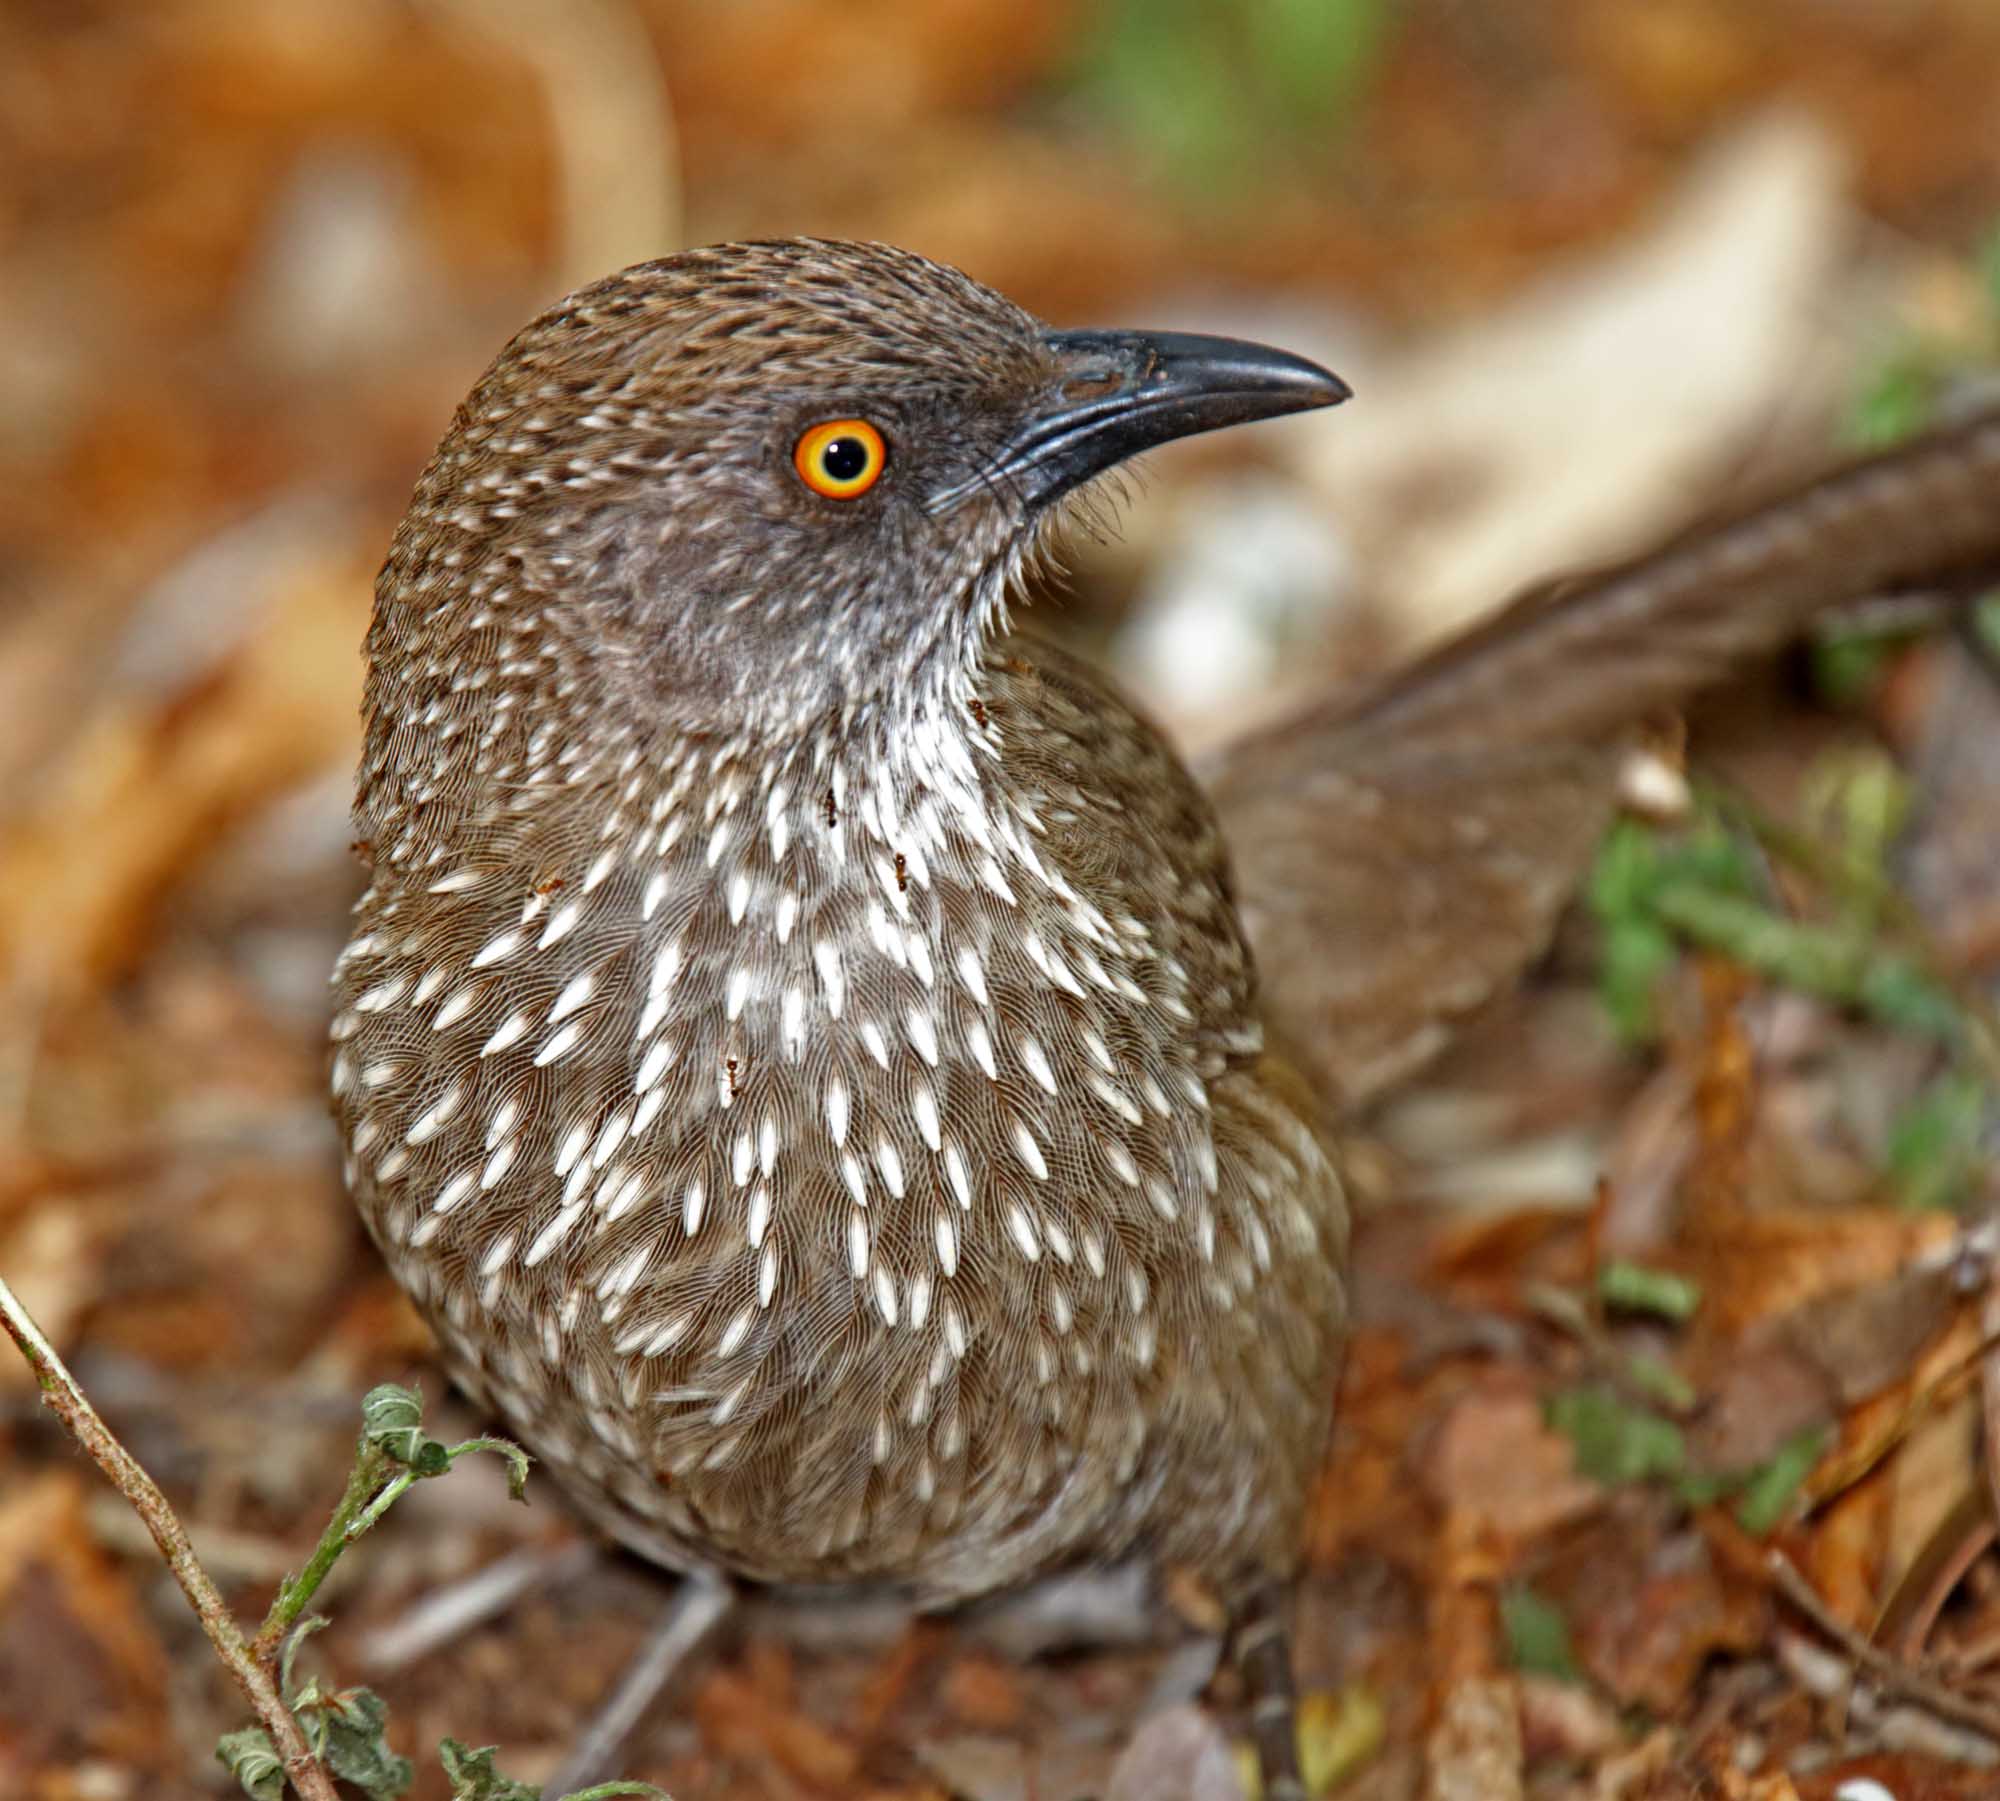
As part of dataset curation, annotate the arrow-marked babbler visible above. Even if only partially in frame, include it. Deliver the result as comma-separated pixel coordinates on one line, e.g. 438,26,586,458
332,237,2000,1793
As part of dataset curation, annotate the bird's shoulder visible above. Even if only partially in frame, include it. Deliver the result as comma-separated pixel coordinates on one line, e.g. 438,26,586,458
975,633,1258,1050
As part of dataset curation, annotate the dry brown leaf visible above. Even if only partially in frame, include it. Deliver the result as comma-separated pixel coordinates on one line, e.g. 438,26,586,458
1806,1457,1893,1632
1684,955,1758,1241
0,1470,173,1771
854,1621,940,1741
1429,1508,1504,1691
0,548,367,991
0,1199,95,1393
1697,1207,1958,1343
1545,1515,1766,1713
1425,1675,1522,1801
695,1663,862,1789
1424,1381,1601,1542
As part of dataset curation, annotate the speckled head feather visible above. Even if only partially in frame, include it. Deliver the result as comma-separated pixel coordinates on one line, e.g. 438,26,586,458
378,241,1074,753
334,238,1350,1619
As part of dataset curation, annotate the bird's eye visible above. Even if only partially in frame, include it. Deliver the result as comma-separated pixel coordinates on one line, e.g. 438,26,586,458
793,419,887,500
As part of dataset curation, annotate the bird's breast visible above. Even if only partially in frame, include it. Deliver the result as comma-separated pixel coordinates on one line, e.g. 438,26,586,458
328,707,1316,1582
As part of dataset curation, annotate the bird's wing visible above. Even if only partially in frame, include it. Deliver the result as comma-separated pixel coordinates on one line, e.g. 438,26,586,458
1207,409,2000,1111
983,635,1263,1064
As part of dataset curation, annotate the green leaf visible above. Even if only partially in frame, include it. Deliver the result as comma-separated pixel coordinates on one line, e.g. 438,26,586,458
437,1736,672,1801
1588,821,1674,1040
1848,352,1937,449
1979,219,2000,318
1674,1467,1736,1508
1246,0,1387,123
1847,225,2000,451
216,1727,286,1801
1588,814,1777,1041
294,1683,413,1800
1648,883,1961,1042
1800,751,1909,904
1735,1427,1828,1537
1596,916,1676,1043
1974,594,2000,661
1546,1387,1685,1487
361,1383,429,1462
1851,954,1964,1041
440,1739,542,1801
1072,0,1393,192
1499,1586,1580,1682
360,1384,531,1499
1624,1353,1698,1413
1597,1261,1702,1323
553,1784,676,1800
1887,1070,1988,1212
1809,626,1899,708
1586,817,1659,923
1078,0,1247,191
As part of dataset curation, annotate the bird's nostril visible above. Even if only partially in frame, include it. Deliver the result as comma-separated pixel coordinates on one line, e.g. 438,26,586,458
1060,370,1123,402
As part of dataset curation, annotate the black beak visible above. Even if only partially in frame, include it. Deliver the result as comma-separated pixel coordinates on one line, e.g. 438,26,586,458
932,328,1349,512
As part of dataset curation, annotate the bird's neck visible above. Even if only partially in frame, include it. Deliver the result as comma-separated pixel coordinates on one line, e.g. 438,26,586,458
356,597,1008,886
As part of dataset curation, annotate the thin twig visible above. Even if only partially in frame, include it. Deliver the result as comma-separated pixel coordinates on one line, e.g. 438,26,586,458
1767,1546,2000,1745
543,1571,734,1797
357,1541,593,1672
251,1434,396,1666
0,1272,338,1801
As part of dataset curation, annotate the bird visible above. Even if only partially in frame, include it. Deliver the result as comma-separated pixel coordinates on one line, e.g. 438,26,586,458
330,235,2000,1795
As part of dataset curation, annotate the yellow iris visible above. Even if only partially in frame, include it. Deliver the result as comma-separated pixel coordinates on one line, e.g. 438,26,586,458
793,419,887,499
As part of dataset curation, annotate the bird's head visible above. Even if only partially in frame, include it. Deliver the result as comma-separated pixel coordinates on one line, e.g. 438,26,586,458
374,238,1346,758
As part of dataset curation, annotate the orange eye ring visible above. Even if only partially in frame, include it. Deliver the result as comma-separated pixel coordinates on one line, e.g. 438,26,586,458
794,419,887,500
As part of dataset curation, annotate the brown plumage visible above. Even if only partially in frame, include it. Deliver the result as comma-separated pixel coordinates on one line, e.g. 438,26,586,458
332,239,1348,1733
332,236,2000,1790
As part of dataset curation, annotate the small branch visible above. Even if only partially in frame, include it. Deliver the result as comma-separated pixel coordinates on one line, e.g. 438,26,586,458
0,1273,338,1801
251,1435,396,1666
1767,1546,2000,1744
252,1388,530,1666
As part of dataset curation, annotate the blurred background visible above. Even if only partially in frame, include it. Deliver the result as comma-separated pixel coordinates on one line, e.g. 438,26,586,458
4,4,2000,1798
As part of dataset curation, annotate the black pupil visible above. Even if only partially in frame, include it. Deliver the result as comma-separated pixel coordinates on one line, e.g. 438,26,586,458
820,435,870,483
